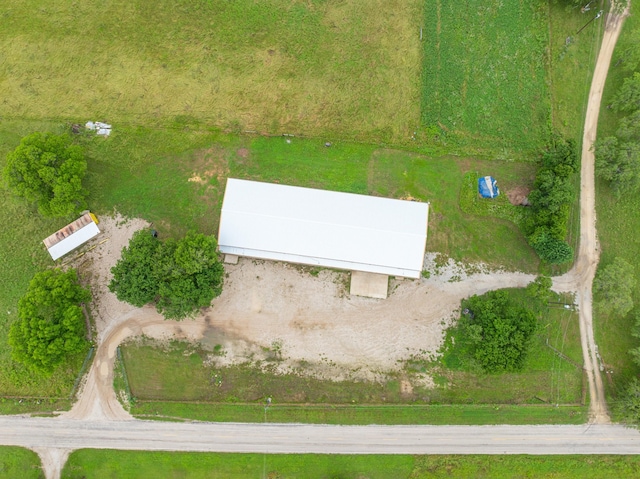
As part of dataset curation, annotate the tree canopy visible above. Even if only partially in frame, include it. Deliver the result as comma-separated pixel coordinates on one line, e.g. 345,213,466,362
593,257,636,317
453,290,538,373
524,135,578,264
8,269,91,375
526,275,554,304
109,230,225,320
108,231,163,307
2,132,87,217
595,52,640,195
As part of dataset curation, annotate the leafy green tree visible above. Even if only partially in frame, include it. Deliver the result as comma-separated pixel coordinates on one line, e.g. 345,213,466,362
109,230,162,307
526,276,554,303
616,110,640,140
612,72,640,112
110,230,224,320
594,257,636,316
616,377,640,425
595,137,640,194
155,232,224,320
529,231,574,265
2,132,87,217
525,134,578,264
8,269,91,375
459,290,538,373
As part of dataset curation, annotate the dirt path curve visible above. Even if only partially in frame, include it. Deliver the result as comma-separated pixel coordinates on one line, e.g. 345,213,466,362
553,5,629,424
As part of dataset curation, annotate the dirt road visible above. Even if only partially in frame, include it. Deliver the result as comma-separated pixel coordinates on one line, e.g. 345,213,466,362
553,6,630,424
4,417,640,455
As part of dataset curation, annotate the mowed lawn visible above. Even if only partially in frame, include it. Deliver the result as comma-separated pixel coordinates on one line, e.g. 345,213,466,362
422,1,550,154
62,452,640,479
0,447,43,479
0,0,422,143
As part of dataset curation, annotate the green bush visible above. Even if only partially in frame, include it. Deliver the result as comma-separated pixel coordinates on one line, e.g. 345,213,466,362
2,132,87,217
525,135,578,264
8,269,90,375
450,290,538,373
109,230,224,320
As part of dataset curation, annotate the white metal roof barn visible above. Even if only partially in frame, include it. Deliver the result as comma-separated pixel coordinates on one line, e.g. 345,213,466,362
218,179,429,280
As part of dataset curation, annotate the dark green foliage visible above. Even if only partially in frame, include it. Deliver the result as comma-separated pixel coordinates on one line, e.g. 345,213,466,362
616,377,640,425
525,135,578,264
629,313,640,368
594,257,636,317
526,275,554,303
529,232,574,265
595,136,640,195
109,231,162,307
454,290,538,373
155,232,224,320
8,269,90,375
595,63,640,195
2,132,87,217
612,72,640,112
109,231,224,320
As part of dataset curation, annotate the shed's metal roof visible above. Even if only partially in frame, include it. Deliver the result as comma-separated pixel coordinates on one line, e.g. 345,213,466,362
218,179,429,278
43,213,100,261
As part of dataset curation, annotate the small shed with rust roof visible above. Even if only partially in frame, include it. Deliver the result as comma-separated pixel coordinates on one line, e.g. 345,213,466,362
43,212,100,261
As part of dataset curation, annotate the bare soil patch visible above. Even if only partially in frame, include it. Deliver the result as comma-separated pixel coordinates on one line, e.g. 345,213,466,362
188,147,229,186
506,186,531,206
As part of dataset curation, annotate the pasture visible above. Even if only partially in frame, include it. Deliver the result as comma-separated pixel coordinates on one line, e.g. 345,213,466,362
421,1,550,154
0,0,421,144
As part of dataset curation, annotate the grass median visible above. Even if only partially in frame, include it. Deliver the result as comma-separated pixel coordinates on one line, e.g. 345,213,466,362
62,452,640,479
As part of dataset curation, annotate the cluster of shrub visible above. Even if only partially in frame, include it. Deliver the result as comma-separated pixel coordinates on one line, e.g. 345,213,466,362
444,278,552,374
109,230,224,321
523,135,578,264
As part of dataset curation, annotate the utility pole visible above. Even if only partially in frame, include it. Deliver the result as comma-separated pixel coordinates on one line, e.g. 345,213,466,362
576,10,603,35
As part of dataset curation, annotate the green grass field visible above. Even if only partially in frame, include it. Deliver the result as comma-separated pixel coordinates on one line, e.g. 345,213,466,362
0,0,422,144
0,447,42,479
62,452,640,479
130,401,585,426
421,1,550,155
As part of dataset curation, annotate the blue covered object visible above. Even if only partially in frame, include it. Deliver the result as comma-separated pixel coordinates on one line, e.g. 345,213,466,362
478,176,499,198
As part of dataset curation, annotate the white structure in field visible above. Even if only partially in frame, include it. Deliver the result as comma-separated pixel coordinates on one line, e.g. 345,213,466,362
218,178,429,279
43,212,101,261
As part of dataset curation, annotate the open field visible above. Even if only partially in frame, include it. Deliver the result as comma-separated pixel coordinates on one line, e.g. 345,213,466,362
0,447,42,479
62,451,640,479
0,0,421,144
593,8,640,410
421,1,550,154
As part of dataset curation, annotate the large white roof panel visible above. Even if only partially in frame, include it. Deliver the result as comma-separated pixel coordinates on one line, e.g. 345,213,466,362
218,178,429,278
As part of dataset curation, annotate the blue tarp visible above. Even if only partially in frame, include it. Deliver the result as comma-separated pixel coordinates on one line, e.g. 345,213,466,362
478,176,499,198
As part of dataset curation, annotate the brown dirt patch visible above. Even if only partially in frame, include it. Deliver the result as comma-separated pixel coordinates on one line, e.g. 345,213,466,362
188,146,229,186
506,186,531,206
